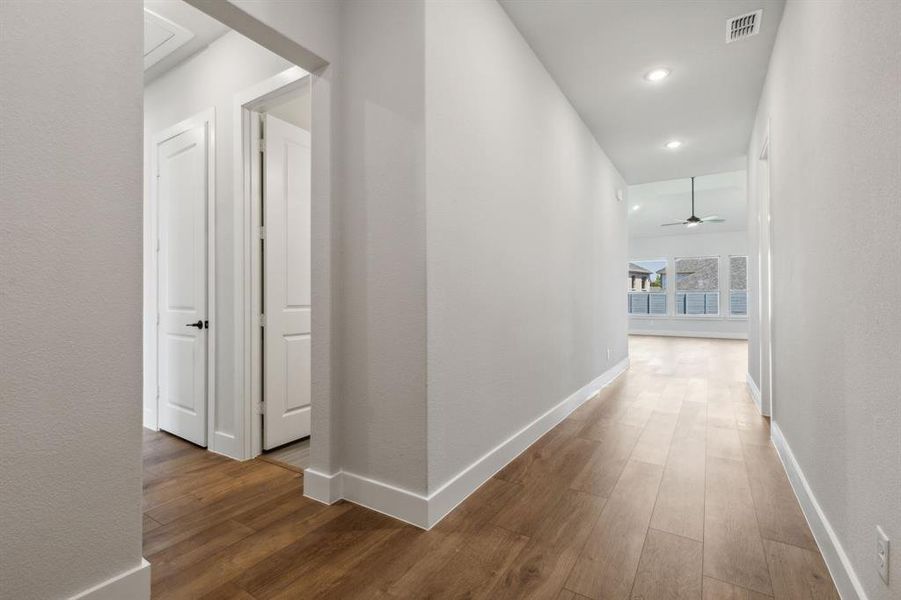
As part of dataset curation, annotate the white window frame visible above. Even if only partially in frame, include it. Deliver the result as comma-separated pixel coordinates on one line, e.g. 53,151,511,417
627,257,669,319
727,254,749,320
673,255,721,319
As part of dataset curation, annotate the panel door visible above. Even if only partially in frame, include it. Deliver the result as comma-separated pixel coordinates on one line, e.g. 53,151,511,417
263,114,311,449
157,123,208,446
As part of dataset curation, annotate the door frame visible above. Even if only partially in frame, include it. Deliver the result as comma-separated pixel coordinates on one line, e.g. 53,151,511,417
145,107,216,441
233,67,310,460
758,127,774,418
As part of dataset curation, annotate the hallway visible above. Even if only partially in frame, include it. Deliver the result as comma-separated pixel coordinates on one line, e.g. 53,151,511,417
142,336,837,599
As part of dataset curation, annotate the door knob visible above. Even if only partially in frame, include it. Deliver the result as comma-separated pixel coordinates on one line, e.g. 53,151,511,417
186,320,204,329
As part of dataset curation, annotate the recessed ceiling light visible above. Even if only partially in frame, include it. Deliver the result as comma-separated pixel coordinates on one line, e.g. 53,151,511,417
665,140,683,150
645,68,670,82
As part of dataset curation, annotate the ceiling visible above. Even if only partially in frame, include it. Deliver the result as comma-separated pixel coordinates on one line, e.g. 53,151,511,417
144,0,228,84
499,0,785,184
627,171,747,238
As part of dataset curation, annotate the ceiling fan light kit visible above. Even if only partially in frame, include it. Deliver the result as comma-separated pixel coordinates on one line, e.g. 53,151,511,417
660,176,726,228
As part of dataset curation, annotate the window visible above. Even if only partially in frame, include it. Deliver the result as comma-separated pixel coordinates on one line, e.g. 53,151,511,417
628,259,667,315
729,255,748,316
675,256,719,315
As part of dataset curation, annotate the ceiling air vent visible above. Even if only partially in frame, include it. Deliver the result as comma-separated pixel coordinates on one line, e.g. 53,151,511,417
726,9,762,43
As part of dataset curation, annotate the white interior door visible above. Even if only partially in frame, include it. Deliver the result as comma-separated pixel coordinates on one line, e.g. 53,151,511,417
156,122,209,446
263,114,311,449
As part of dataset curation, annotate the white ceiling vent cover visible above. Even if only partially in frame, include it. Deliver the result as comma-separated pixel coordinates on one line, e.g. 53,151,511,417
726,9,762,43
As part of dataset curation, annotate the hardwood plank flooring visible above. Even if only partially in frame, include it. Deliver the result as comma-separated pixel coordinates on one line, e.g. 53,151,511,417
259,438,311,473
702,577,773,600
631,528,704,600
143,336,837,599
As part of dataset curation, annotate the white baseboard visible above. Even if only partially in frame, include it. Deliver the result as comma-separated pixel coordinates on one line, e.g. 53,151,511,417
629,329,748,340
69,558,150,600
770,423,867,600
425,356,630,527
746,372,766,416
304,356,630,529
142,408,157,431
303,468,343,504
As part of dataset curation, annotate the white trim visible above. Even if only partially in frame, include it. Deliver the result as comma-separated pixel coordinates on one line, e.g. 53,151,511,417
231,67,310,461
342,470,430,528
426,356,630,527
146,108,216,446
770,423,867,600
68,558,150,600
746,372,766,416
304,357,630,529
758,125,774,419
629,330,747,340
303,468,343,504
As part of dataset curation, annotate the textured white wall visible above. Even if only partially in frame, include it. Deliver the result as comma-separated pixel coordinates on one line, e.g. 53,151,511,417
424,0,628,491
749,1,901,597
629,231,749,338
334,1,428,492
143,31,292,452
201,0,630,499
0,1,145,598
221,0,428,492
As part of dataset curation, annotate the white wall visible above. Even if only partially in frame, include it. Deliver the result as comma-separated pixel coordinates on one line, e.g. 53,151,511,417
267,84,311,131
182,0,628,514
143,31,292,456
188,0,429,493
335,0,428,493
425,0,628,491
629,231,748,339
0,1,146,598
748,1,900,597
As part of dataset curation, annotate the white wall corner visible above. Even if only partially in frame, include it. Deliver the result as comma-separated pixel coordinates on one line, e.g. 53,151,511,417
68,558,150,600
301,357,630,531
303,468,343,505
746,372,765,416
770,423,868,600
341,471,429,528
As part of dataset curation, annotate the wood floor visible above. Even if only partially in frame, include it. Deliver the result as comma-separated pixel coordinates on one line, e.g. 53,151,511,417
258,438,311,473
143,335,838,599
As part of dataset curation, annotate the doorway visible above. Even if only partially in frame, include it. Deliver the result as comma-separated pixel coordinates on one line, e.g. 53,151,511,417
235,70,313,466
143,0,323,464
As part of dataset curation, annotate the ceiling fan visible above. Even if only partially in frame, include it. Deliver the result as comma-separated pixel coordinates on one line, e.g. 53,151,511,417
661,176,725,228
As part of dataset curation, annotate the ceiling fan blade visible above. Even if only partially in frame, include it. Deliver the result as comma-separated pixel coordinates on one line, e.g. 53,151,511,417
701,215,725,222
660,221,689,227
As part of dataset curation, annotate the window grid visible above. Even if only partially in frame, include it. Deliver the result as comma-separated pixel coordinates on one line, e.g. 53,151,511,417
674,256,720,316
729,255,749,317
628,259,667,316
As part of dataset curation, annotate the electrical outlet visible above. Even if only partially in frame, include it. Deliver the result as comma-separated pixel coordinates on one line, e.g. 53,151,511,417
876,526,890,584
